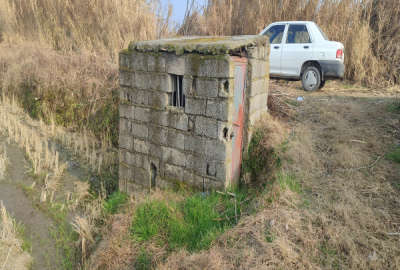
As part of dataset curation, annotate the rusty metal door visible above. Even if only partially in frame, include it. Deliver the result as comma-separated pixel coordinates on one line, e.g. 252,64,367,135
230,57,247,186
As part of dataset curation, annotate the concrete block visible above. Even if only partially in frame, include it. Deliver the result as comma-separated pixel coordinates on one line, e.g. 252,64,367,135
131,90,149,106
185,97,206,115
167,129,185,151
149,110,169,127
134,106,150,122
183,76,194,96
186,55,231,78
194,78,219,98
131,122,148,138
164,163,184,180
120,104,134,119
119,71,132,87
162,147,186,167
149,143,163,159
148,54,166,72
134,139,149,154
132,152,149,169
119,135,133,150
148,126,168,145
250,78,268,97
217,121,230,142
249,59,269,79
249,93,268,114
205,138,226,161
195,116,218,138
131,52,148,72
184,135,205,154
169,112,188,131
166,55,186,75
119,164,132,182
132,72,149,89
206,99,229,121
185,154,207,176
183,170,204,190
131,166,149,186
119,118,131,134
149,92,169,108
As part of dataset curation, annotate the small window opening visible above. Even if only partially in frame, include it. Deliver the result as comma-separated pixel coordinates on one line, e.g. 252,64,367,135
223,127,229,139
171,74,185,108
223,80,229,92
150,163,157,189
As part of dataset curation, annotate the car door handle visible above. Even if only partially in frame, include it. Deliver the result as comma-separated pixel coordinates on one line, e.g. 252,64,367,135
304,46,309,49
274,46,280,49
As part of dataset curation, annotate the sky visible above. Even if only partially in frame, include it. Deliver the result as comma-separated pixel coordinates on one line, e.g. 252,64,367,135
161,0,207,24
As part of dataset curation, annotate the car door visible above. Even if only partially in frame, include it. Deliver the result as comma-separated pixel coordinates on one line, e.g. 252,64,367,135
280,24,314,77
262,24,286,76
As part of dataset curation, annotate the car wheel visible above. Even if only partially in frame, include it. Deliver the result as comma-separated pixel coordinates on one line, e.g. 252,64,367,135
301,66,321,91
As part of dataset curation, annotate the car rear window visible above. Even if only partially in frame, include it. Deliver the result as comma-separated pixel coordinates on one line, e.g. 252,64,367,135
317,25,329,40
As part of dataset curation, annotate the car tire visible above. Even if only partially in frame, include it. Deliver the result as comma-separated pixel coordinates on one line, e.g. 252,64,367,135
319,80,326,89
301,66,321,91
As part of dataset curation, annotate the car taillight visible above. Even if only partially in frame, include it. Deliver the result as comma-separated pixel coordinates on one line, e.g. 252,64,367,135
336,49,343,59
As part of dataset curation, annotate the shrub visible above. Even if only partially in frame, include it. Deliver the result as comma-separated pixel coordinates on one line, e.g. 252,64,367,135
103,191,128,214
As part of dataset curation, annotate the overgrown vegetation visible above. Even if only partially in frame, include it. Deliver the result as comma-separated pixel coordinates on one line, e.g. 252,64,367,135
131,192,245,252
104,191,128,214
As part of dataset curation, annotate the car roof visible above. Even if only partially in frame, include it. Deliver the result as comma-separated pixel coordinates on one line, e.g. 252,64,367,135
270,21,315,24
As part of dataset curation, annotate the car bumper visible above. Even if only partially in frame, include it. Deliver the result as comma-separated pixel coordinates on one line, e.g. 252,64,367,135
318,60,345,79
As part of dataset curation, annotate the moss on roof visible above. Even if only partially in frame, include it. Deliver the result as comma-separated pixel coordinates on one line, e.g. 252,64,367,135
126,35,268,56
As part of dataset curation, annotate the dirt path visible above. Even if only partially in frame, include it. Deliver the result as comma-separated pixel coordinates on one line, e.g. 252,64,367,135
0,137,62,270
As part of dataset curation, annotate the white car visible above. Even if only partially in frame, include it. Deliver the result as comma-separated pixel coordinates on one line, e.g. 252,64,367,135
259,21,345,91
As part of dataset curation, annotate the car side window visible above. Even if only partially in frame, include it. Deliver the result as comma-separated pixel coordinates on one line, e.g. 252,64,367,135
263,25,285,44
286,24,311,44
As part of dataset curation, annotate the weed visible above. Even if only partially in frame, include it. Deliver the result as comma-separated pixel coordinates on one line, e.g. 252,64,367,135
131,192,244,252
387,99,400,113
104,191,128,214
386,146,400,163
133,249,153,270
276,172,302,194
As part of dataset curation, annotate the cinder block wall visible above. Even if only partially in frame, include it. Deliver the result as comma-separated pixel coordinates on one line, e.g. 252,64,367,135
119,37,269,193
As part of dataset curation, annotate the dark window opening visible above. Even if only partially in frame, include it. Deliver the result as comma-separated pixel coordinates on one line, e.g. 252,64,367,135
150,163,157,189
171,74,185,108
223,127,229,139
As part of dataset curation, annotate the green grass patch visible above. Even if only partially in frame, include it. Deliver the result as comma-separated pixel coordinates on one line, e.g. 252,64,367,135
104,191,128,214
276,172,302,193
386,146,400,163
131,192,245,252
388,99,400,113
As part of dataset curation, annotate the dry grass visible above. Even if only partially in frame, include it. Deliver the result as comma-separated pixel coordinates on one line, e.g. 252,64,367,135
0,0,160,57
0,202,32,270
186,0,400,86
0,144,7,181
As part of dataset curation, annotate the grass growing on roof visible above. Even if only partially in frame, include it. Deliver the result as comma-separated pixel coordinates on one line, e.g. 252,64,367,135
130,191,246,252
386,146,400,164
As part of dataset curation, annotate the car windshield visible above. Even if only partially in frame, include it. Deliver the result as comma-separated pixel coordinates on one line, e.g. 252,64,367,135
317,25,329,40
